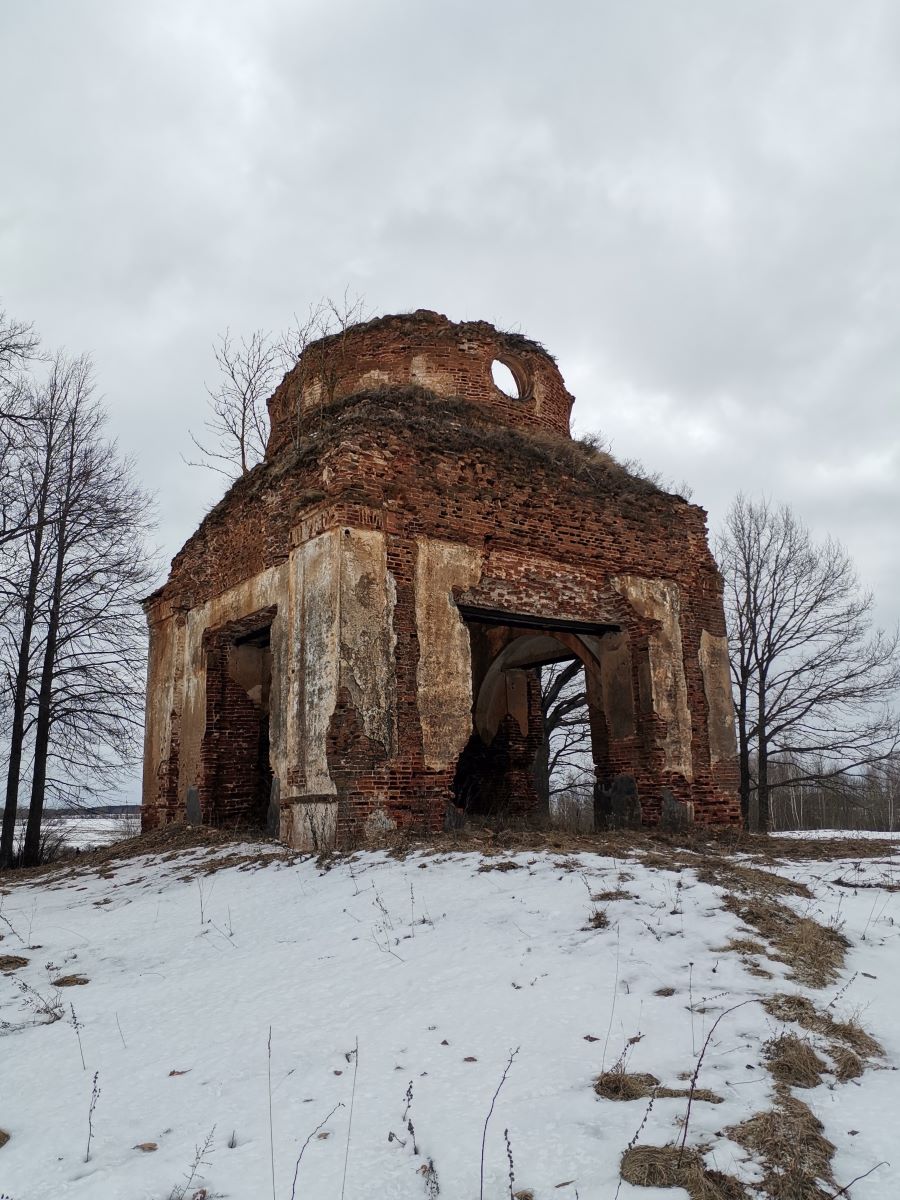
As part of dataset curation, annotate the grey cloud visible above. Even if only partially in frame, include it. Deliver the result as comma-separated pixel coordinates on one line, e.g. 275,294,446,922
1,0,898,641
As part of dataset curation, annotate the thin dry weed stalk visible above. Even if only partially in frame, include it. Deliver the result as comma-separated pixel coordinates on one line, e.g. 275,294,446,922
267,1027,275,1200
69,1003,85,1070
480,1047,519,1200
599,927,620,1077
340,1037,359,1200
168,1126,216,1200
12,976,63,1028
290,1102,343,1200
678,1001,756,1163
614,1090,658,1200
84,1071,100,1163
504,1127,515,1199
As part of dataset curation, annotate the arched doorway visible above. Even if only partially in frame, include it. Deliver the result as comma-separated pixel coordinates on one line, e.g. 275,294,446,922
451,608,636,828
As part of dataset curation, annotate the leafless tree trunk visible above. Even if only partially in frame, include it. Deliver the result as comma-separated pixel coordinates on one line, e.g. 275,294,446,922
0,361,70,867
536,659,593,806
716,495,900,831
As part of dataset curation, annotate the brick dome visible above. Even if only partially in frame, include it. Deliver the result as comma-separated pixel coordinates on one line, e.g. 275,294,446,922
265,310,575,456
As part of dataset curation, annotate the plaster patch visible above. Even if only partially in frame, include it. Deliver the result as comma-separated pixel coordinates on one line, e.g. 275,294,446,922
699,631,737,764
612,576,693,779
338,530,396,754
414,538,484,769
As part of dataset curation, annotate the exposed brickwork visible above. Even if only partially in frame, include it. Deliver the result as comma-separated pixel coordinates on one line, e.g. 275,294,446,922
142,311,740,843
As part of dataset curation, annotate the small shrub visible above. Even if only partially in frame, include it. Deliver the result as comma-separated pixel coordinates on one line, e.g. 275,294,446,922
587,908,609,930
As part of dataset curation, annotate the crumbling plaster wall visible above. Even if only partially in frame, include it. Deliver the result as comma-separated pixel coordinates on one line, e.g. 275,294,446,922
699,630,737,765
414,537,483,771
612,574,694,781
144,528,398,840
179,563,289,811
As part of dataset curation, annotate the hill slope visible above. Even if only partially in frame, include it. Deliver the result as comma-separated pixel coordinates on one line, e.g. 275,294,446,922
1,834,898,1199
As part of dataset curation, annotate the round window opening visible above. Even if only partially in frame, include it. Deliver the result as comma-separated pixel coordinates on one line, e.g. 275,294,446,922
491,359,521,399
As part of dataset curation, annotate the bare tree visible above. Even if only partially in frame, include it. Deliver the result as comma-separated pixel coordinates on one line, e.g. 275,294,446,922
0,306,42,548
187,329,281,477
0,350,156,867
716,494,900,831
278,292,369,414
21,370,156,864
0,358,73,867
188,293,369,477
0,305,40,390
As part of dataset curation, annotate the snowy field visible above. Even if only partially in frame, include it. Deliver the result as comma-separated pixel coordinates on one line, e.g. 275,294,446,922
3,814,141,856
1,835,898,1199
771,829,898,841
46,815,141,850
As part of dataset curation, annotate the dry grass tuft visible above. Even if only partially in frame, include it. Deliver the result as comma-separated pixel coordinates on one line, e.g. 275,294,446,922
0,1129,9,1149
726,1091,835,1200
595,1069,721,1104
722,895,847,987
620,1145,747,1199
52,973,89,987
695,861,812,899
655,986,676,997
746,963,774,979
719,937,767,957
592,888,632,902
586,908,610,930
829,1044,864,1081
762,993,881,1057
476,859,522,873
0,954,29,972
596,1070,661,1101
718,936,775,977
764,1033,828,1089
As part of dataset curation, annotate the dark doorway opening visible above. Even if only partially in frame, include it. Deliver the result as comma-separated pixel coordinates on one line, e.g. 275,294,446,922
200,610,275,828
451,608,622,828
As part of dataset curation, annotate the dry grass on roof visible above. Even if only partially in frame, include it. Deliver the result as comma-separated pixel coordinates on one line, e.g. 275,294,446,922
292,385,674,501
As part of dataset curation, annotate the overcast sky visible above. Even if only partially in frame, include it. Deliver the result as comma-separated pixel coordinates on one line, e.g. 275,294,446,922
2,0,898,642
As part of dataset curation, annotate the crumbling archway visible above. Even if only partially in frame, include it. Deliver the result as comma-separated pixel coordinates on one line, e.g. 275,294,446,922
451,608,638,828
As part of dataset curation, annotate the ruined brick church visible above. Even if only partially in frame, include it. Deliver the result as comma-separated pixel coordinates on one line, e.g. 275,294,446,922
141,311,739,848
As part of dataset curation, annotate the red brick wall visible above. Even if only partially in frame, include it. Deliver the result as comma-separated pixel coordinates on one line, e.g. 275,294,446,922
145,312,740,836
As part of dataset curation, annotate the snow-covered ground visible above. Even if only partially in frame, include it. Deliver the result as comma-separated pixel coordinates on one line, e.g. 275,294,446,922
772,829,898,841
1,837,897,1199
